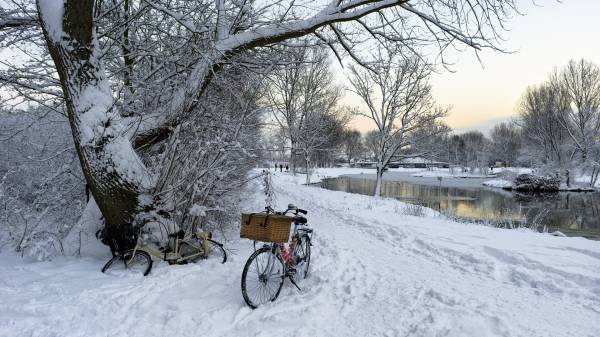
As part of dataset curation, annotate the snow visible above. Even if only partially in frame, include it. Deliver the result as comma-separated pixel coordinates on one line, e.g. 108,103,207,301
76,81,116,146
1,169,599,336
38,0,64,42
105,137,154,189
272,167,375,185
76,76,154,189
483,179,513,189
189,204,207,217
490,167,534,175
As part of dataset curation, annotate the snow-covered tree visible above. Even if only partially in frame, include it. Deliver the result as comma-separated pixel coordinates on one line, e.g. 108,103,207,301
349,44,446,196
551,59,600,163
517,59,600,186
488,122,521,167
0,107,85,258
340,128,364,164
518,83,569,166
265,45,345,181
466,131,490,172
1,0,523,243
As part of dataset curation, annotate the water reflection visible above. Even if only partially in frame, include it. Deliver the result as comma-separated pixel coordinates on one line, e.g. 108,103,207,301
320,177,600,238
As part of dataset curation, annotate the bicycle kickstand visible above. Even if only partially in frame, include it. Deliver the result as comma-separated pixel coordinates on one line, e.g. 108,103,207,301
289,276,302,292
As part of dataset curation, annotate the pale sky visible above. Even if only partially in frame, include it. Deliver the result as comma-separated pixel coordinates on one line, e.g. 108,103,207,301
343,0,600,134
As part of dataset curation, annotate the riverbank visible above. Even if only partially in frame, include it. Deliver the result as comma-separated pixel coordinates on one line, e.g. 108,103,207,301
315,168,600,239
1,169,599,337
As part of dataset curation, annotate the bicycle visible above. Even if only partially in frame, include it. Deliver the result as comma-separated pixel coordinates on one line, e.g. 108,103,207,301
240,204,313,309
99,220,227,276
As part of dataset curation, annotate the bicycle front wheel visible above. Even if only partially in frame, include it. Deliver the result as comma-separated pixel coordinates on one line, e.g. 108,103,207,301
206,239,227,264
180,238,227,264
241,247,285,309
102,249,153,276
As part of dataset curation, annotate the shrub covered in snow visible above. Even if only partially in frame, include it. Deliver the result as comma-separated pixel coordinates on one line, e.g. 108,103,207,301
0,109,85,259
514,174,560,192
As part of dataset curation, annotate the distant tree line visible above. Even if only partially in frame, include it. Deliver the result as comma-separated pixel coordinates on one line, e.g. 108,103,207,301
518,59,600,186
334,59,600,187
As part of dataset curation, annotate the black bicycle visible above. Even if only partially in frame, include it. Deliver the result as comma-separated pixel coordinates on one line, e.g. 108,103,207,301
241,204,313,308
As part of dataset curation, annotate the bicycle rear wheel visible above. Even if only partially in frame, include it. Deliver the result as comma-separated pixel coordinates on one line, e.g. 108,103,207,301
102,249,153,276
294,234,311,279
241,247,285,309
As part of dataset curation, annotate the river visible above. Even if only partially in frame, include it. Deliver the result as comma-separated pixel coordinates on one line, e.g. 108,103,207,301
319,172,600,239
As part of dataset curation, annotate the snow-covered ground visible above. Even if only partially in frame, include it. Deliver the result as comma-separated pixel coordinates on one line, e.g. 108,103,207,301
268,167,375,184
483,179,514,189
1,169,600,337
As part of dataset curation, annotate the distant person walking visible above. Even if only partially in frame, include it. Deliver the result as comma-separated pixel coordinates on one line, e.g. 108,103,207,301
274,163,278,171
279,164,283,172
285,164,289,172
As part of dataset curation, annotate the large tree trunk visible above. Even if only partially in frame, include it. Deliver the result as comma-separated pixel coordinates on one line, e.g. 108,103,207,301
38,0,148,229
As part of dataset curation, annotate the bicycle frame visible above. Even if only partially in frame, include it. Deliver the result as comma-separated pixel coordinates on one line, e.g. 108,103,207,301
253,219,311,270
132,230,213,264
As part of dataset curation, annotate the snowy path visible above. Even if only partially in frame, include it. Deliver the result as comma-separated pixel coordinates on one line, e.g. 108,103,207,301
1,172,599,337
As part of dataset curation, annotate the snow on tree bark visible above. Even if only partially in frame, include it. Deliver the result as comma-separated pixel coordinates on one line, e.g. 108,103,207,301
37,0,152,228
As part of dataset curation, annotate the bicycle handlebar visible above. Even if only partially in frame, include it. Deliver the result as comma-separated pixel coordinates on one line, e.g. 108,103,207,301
264,205,308,216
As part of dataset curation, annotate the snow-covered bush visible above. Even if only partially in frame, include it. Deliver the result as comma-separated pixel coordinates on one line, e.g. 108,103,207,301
145,69,264,238
0,109,85,259
514,174,560,192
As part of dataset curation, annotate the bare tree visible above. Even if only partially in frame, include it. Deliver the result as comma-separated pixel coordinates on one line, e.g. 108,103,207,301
551,59,600,162
518,83,569,166
297,103,348,183
489,122,521,167
349,44,446,196
266,45,344,181
1,0,522,241
462,131,490,173
362,130,379,161
407,121,451,165
340,128,364,164
0,107,84,258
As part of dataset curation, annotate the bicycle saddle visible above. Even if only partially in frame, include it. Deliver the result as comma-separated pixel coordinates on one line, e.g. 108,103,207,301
294,216,307,224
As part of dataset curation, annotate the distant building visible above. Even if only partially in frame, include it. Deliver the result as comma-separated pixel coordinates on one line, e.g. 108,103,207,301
353,160,377,168
392,157,449,169
350,157,448,169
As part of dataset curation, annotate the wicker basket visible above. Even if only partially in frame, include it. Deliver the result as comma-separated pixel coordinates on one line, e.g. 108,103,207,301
240,213,293,242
